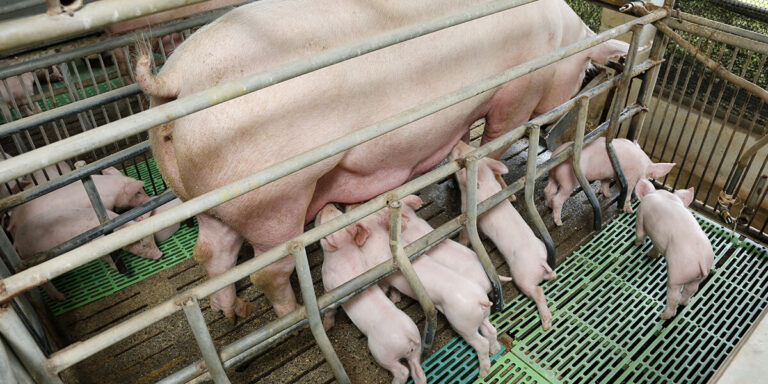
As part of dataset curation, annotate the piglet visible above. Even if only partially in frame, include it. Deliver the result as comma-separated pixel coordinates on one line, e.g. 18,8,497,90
12,208,163,300
150,197,183,243
352,198,498,377
544,137,675,225
316,204,426,384
452,141,556,330
634,180,713,319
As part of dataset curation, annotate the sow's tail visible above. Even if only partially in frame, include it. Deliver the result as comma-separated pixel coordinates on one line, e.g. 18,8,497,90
135,43,180,99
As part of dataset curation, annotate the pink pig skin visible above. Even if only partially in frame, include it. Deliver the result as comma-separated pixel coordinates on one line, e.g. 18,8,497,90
138,0,629,318
544,137,675,226
150,197,183,243
634,180,714,320
352,198,498,377
12,208,162,301
451,141,557,330
316,205,426,384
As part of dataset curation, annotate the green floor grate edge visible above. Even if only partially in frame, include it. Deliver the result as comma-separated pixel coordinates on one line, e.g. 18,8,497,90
472,202,768,384
40,158,198,315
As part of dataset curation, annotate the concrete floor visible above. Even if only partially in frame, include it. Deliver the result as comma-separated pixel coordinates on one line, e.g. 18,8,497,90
53,138,625,384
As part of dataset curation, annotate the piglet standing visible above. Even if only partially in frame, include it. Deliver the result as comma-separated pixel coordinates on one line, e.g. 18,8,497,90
634,180,713,320
352,197,498,377
544,137,675,226
451,141,556,330
316,204,426,384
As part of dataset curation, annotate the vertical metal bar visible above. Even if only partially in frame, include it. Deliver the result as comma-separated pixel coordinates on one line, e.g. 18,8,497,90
181,297,231,384
388,199,436,357
465,156,504,312
2,335,35,384
573,96,602,230
0,305,62,384
606,25,642,211
291,244,350,384
0,334,16,384
524,125,556,268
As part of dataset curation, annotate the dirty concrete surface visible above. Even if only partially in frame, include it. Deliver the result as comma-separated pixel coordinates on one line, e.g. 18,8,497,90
55,136,623,384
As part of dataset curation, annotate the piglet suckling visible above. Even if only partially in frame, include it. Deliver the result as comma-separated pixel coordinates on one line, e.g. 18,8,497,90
634,180,713,320
451,141,556,330
352,198,498,377
544,137,675,226
316,204,426,384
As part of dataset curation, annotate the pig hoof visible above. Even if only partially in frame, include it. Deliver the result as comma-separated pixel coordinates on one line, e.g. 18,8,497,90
388,290,402,304
322,317,335,331
234,297,254,319
509,194,517,203
554,218,563,227
659,311,674,320
623,204,634,214
489,341,501,355
479,363,490,378
541,319,552,331
635,238,644,246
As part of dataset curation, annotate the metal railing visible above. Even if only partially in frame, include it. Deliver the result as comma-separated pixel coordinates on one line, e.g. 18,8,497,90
0,1,707,383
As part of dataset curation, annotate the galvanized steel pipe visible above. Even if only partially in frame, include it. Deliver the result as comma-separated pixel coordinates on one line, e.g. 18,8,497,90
181,298,231,384
572,96,602,230
0,306,62,384
523,125,557,268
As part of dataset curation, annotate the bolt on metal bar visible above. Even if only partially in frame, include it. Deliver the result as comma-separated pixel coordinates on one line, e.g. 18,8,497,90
181,297,231,384
605,24,643,211
464,156,504,311
0,5,666,186
291,243,350,384
0,142,150,211
0,0,212,55
572,96,602,230
524,124,556,268
388,200,437,357
29,65,653,375
0,306,62,384
159,102,646,384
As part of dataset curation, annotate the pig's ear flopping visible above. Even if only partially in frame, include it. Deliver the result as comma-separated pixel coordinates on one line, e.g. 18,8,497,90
647,163,675,179
402,195,423,210
634,179,656,200
485,158,509,175
675,187,695,207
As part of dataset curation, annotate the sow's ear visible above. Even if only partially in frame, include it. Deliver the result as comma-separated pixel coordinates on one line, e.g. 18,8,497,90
484,158,508,175
635,179,655,200
401,195,423,210
589,39,629,64
352,223,370,247
675,187,695,207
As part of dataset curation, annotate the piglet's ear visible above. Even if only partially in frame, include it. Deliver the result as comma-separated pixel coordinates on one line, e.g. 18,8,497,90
635,179,655,200
675,187,695,207
352,223,370,247
320,238,337,252
101,166,121,176
402,195,422,210
485,158,508,175
647,163,675,179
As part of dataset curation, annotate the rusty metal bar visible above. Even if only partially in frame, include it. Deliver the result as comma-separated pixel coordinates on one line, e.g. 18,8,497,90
388,199,437,357
291,244,350,384
464,157,504,311
181,297,231,384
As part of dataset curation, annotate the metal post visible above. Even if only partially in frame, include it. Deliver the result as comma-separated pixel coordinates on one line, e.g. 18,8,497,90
627,28,668,141
0,305,62,384
572,96,602,230
0,333,17,384
388,199,436,357
181,297,230,384
606,25,643,211
2,336,35,384
524,125,556,269
290,243,350,384
464,157,504,311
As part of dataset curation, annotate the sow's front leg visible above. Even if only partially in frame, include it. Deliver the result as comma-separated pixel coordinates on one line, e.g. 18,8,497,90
194,213,253,323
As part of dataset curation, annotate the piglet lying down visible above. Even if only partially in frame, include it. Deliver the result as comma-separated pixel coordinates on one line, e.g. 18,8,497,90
317,204,426,384
351,196,499,377
634,180,713,320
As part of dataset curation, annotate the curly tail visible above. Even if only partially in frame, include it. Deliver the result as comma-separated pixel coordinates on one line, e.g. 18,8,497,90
135,43,180,99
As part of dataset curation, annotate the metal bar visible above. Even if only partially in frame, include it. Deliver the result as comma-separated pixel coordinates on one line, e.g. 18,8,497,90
0,0,213,55
0,6,666,185
292,244,350,383
464,157,504,311
606,25,642,211
524,125,556,268
0,305,62,384
181,298,231,384
388,200,437,357
0,330,17,384
573,96,602,230
0,0,43,15
663,18,768,56
77,161,125,272
0,231,22,271
2,335,35,384
0,86,141,139
163,103,646,384
678,11,768,46
0,142,149,211
628,27,666,141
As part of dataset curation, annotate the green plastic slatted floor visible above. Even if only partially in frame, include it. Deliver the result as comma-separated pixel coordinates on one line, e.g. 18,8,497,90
41,158,197,315
411,203,768,384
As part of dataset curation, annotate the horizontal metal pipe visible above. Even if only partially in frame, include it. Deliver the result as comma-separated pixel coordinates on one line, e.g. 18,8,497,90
0,3,665,185
0,142,150,211
0,0,212,55
21,190,175,268
0,10,224,79
0,10,665,303
0,85,141,139
663,18,768,55
0,0,43,16
678,11,768,46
